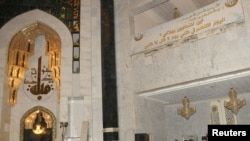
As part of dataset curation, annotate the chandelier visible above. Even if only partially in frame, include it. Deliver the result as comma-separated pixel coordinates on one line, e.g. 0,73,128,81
177,96,196,119
32,111,47,135
224,88,246,114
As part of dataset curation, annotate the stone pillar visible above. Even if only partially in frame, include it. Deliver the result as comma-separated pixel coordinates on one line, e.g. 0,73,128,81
101,0,119,140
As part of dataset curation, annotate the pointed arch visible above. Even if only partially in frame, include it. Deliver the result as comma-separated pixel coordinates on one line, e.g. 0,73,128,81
0,9,73,140
7,23,62,105
0,9,73,104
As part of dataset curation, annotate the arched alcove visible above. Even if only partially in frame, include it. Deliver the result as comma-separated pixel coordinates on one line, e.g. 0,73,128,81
7,23,61,105
0,9,73,141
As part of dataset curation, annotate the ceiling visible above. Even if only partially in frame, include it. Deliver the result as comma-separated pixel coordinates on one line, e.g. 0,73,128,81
133,0,218,33
139,69,250,106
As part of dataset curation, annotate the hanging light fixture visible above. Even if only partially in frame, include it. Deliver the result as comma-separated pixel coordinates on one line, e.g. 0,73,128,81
177,96,196,119
224,88,246,114
32,111,47,135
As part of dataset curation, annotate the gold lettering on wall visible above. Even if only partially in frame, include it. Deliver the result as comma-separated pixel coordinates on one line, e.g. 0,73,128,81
144,15,226,49
133,0,244,54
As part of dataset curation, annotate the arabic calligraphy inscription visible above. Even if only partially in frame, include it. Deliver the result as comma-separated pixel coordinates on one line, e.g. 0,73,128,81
23,57,56,101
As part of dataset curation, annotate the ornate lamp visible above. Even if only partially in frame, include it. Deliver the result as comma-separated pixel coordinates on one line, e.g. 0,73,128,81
32,111,47,135
177,96,196,119
224,88,246,114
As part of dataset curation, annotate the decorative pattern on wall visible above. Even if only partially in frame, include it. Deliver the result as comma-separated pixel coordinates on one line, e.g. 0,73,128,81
7,23,61,105
210,99,237,125
0,0,80,73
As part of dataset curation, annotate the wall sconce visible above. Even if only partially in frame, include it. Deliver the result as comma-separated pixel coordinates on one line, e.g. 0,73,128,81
134,33,143,41
60,122,68,141
177,96,196,119
225,0,238,7
224,88,246,114
173,7,180,19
